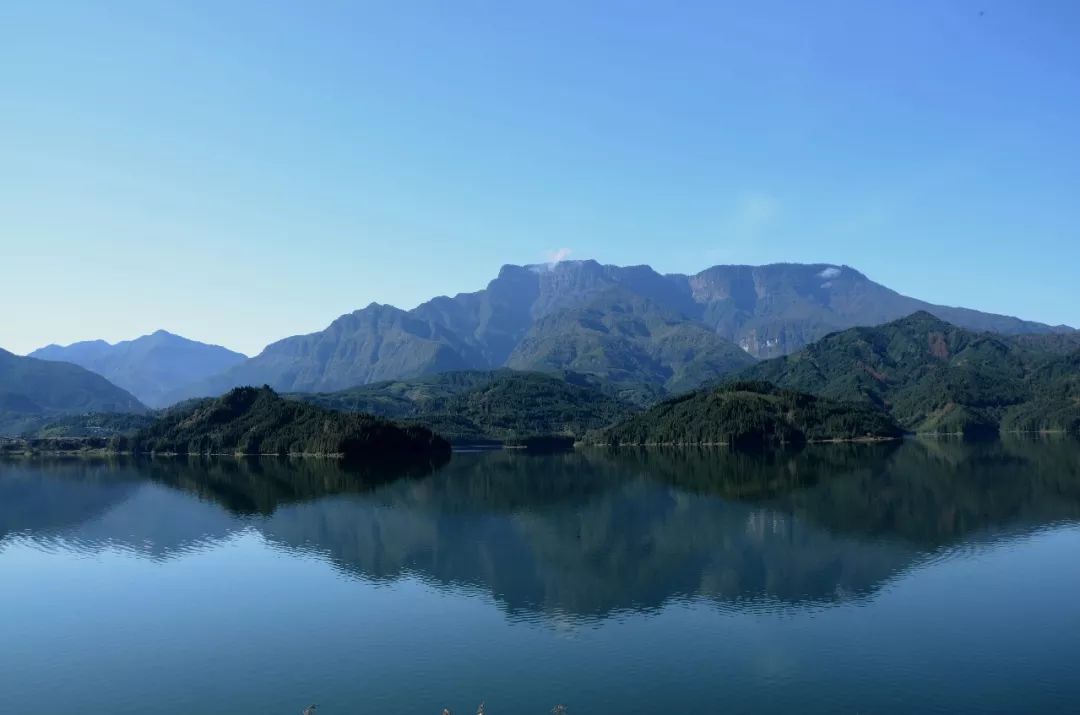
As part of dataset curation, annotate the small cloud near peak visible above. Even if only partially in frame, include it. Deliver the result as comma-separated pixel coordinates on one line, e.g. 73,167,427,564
545,247,573,265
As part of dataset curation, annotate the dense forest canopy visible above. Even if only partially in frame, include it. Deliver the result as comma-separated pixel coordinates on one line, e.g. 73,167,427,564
115,386,450,459
591,380,903,448
294,370,638,444
742,312,1080,436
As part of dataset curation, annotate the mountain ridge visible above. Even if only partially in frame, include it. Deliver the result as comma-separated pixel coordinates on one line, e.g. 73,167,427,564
742,311,1080,435
135,260,1075,405
30,331,247,408
0,348,147,435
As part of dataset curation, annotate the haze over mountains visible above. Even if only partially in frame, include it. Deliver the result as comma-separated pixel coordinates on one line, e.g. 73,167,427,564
18,260,1075,411
30,331,246,408
0,349,146,434
150,260,1071,404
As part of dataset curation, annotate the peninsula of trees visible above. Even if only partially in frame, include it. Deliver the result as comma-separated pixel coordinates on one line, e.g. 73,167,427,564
113,386,450,459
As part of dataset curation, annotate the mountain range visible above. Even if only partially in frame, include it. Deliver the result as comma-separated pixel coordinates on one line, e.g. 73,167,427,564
30,331,246,408
156,260,1071,403
12,261,1076,417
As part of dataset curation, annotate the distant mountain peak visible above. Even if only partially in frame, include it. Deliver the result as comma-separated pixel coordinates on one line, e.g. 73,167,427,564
29,331,248,408
114,260,1073,406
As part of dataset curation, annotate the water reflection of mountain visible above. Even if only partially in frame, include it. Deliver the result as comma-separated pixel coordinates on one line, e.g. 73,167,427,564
0,455,445,558
0,459,141,540
257,454,916,617
0,458,241,558
3,438,1080,621
601,438,1080,547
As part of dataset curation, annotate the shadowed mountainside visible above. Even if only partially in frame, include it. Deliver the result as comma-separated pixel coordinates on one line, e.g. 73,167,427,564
0,348,147,435
164,260,1072,403
743,311,1080,435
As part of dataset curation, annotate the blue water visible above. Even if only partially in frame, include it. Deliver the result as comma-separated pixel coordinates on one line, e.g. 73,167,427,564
2,439,1080,714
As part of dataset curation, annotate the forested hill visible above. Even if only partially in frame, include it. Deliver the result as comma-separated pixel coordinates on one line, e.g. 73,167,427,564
741,312,1080,435
589,381,902,447
117,386,450,459
1001,349,1080,434
293,369,638,444
0,348,147,435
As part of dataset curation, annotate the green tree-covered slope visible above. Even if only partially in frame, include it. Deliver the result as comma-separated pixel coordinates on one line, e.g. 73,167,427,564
118,386,450,459
0,348,147,435
506,289,757,393
294,369,638,444
590,381,902,447
1000,350,1080,433
742,312,1080,435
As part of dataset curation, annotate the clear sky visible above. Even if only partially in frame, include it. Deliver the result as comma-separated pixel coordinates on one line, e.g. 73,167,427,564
3,0,1078,356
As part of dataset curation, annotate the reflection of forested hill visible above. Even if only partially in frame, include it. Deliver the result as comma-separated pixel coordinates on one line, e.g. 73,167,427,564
0,460,141,540
5,439,1080,623
591,443,900,500
768,437,1080,547
0,459,240,558
605,439,1080,547
260,476,917,619
135,455,445,515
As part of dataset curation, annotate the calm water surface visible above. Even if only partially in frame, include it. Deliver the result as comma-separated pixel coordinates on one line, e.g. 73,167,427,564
3,439,1080,714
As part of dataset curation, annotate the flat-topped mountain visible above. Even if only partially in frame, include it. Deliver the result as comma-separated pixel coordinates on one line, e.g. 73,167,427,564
159,260,1072,404
31,331,246,408
0,348,147,435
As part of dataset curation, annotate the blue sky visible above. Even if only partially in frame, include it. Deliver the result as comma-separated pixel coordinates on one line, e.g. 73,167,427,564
3,1,1078,356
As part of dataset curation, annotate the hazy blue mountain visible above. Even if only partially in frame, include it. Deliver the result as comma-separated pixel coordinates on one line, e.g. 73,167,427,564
30,330,245,408
165,260,1072,404
683,263,1072,357
0,348,146,435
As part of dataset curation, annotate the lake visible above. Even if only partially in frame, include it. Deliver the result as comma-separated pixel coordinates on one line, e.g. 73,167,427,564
3,438,1080,714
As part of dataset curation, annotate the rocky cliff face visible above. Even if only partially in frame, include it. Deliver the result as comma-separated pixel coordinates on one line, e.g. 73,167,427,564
164,260,1072,403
